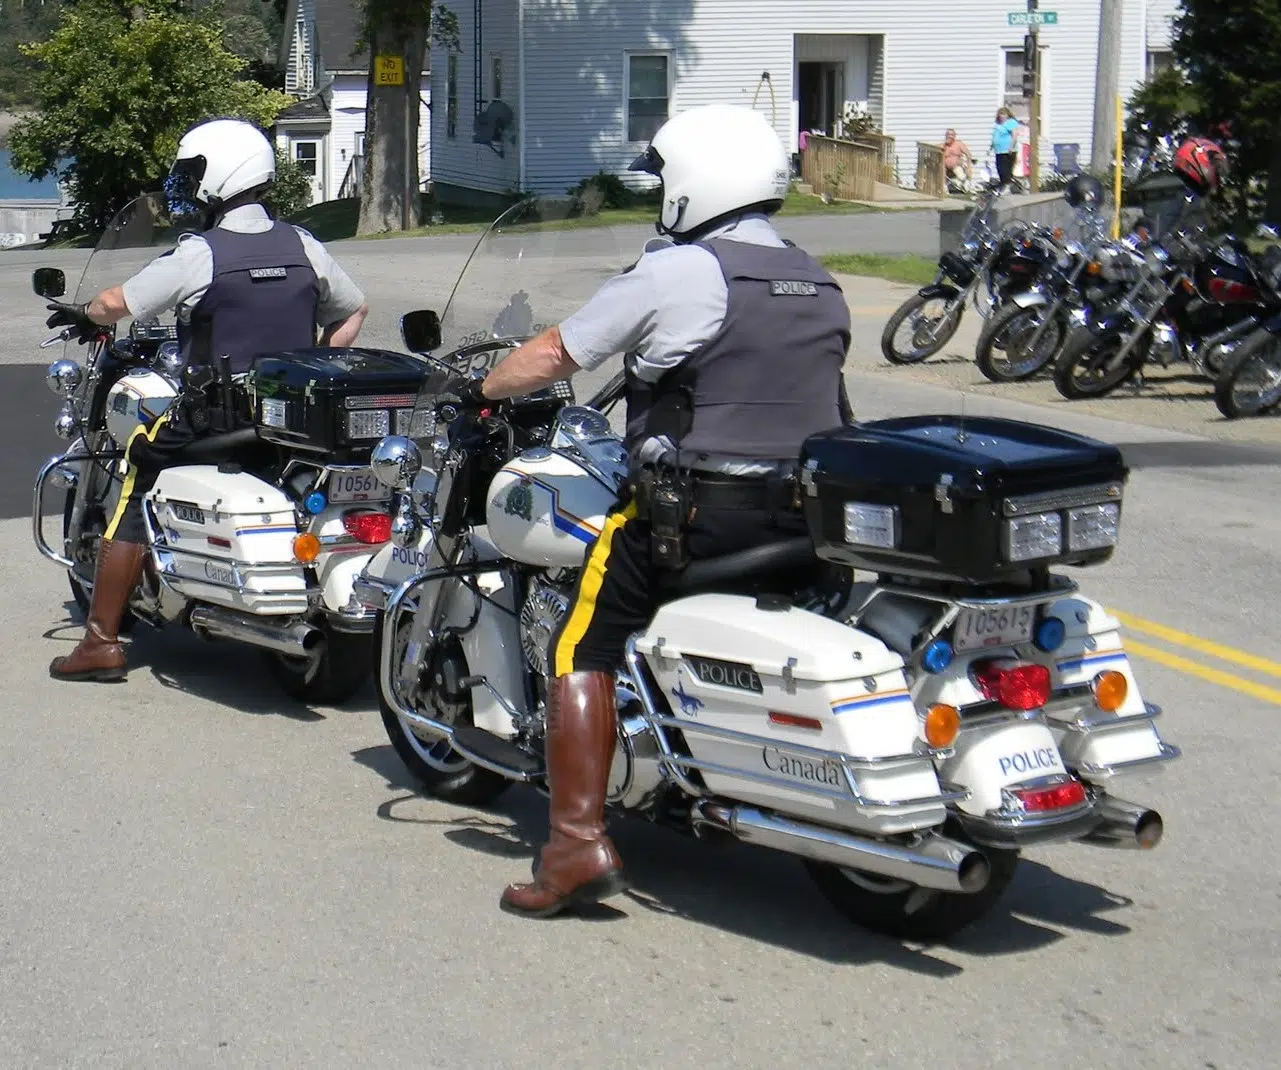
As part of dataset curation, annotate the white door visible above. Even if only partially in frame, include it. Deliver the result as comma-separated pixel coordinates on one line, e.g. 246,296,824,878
292,139,323,205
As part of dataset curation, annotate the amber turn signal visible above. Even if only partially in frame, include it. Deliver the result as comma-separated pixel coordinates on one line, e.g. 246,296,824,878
292,532,321,563
923,704,960,748
1091,669,1128,712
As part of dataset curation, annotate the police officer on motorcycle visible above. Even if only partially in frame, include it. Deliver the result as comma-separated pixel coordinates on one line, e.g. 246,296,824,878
44,117,369,684
452,103,853,918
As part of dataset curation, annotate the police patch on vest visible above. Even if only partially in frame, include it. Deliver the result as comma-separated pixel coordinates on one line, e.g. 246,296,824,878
684,655,763,693
248,267,289,280
770,280,819,296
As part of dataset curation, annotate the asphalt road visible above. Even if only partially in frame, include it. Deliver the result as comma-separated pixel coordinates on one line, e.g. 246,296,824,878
2,216,1280,1069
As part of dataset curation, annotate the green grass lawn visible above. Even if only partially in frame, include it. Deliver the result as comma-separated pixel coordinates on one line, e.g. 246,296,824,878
819,252,938,286
288,188,886,243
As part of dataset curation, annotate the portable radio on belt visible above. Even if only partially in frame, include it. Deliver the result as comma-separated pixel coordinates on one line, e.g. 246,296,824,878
632,465,694,571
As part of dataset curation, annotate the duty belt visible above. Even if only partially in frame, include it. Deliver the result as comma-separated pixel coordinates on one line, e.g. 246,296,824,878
685,471,802,512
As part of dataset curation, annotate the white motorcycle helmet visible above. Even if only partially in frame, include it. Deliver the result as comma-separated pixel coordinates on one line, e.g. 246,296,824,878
629,103,791,240
168,118,276,208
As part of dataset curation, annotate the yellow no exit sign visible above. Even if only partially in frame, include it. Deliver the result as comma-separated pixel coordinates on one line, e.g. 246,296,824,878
375,54,404,86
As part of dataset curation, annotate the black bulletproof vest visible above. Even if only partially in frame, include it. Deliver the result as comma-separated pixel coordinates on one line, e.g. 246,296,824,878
624,237,850,464
179,222,321,374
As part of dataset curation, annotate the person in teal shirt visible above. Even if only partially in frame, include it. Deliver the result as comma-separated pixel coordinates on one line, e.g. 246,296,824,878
991,107,1021,188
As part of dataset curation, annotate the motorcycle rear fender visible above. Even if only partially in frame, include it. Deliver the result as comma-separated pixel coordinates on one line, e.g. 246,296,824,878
919,282,960,301
911,591,1172,799
1012,288,1050,309
308,506,378,613
375,528,527,737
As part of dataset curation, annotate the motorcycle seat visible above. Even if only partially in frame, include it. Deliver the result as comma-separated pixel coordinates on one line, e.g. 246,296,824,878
671,536,817,595
168,426,262,465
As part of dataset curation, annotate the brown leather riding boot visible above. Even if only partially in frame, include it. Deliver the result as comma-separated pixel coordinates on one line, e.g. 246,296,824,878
49,538,147,683
500,671,628,918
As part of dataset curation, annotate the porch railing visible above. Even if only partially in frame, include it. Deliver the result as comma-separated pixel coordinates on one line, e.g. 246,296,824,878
801,136,879,202
338,154,365,199
854,131,898,186
914,142,947,199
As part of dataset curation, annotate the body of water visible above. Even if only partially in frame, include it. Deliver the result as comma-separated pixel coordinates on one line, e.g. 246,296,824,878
0,149,60,200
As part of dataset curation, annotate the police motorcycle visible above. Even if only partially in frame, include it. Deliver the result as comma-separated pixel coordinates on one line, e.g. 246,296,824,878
30,191,424,704
354,195,1179,941
880,183,1057,366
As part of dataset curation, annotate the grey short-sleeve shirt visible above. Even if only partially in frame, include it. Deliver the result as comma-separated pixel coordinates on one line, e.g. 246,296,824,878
120,203,365,327
558,214,787,384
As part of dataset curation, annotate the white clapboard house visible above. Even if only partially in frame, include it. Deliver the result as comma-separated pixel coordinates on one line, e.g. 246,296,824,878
429,0,1181,201
277,0,432,206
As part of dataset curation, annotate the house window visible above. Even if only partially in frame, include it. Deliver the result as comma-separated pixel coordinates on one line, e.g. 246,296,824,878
493,55,503,100
447,52,458,138
293,141,318,177
1001,47,1033,122
626,53,669,143
354,131,365,156
1147,49,1176,78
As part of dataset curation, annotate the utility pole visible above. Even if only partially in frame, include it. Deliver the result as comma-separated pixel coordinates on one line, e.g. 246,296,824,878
1022,0,1041,192
1091,0,1124,174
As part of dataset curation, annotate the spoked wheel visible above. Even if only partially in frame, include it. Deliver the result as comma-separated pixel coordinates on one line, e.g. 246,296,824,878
1053,326,1151,400
373,610,511,806
880,292,963,364
62,488,137,632
262,621,373,706
1215,333,1281,419
975,301,1066,382
804,822,1020,943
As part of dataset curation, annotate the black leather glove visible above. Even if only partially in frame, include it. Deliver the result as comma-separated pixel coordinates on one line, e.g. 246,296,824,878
45,301,98,345
446,370,489,407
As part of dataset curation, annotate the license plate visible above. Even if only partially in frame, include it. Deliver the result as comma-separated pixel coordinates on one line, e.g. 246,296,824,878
328,469,389,503
952,603,1035,652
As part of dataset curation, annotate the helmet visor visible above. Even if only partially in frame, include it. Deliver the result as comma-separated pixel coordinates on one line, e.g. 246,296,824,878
167,155,207,208
628,146,664,175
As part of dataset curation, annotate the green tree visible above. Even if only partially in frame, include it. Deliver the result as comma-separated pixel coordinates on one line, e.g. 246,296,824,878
355,0,457,234
8,0,291,230
1172,0,1281,222
0,0,66,110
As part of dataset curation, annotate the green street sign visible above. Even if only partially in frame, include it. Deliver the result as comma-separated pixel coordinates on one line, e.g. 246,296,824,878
1009,11,1058,25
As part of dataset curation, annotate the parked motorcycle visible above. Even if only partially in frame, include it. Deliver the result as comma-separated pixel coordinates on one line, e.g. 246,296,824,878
973,208,1129,383
30,191,426,703
1213,226,1281,419
880,184,1055,365
1053,210,1279,400
351,196,1179,942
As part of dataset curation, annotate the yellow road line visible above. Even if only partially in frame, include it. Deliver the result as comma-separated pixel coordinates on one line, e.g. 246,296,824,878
1124,638,1281,707
1111,610,1281,680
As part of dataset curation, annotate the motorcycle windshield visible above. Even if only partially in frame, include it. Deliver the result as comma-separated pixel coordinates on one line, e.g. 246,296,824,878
405,194,630,445
63,190,205,357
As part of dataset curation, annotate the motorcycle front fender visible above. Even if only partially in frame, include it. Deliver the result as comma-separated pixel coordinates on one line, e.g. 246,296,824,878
1012,289,1051,309
918,282,961,302
373,528,527,737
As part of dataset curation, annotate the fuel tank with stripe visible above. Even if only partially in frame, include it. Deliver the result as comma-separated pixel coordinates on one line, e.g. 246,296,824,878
485,441,627,569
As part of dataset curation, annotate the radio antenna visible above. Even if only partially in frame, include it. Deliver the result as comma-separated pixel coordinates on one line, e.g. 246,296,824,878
957,391,969,444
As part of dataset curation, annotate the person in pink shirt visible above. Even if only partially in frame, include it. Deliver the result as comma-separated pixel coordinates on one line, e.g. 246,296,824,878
942,128,972,182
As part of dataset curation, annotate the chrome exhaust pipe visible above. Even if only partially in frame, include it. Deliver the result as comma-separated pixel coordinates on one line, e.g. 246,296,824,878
189,605,324,658
692,801,991,894
1080,795,1164,850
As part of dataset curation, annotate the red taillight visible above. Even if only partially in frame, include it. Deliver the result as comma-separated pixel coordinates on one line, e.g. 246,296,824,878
973,660,1051,710
1010,779,1087,812
768,711,823,730
342,509,391,544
